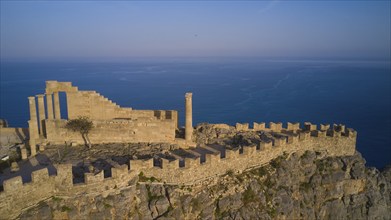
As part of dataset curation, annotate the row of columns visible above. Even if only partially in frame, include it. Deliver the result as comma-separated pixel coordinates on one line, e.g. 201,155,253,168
28,92,62,156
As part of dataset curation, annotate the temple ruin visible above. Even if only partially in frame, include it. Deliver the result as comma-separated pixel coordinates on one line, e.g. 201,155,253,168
27,81,194,155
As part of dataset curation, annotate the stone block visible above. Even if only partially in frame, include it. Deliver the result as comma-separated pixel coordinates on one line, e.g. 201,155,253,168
21,148,27,160
161,158,179,169
184,157,200,168
333,124,345,132
299,131,311,140
206,153,221,165
269,122,282,132
242,145,257,155
287,134,299,144
272,137,286,147
85,171,104,184
320,124,330,131
346,128,357,138
3,176,23,192
328,130,341,137
130,158,154,171
111,164,128,179
315,130,327,137
287,122,300,131
236,123,249,131
225,149,240,159
260,141,272,151
253,122,266,131
39,144,45,151
10,162,19,172
32,168,49,182
304,122,317,131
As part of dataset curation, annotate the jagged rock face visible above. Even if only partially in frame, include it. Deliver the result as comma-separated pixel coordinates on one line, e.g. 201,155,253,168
20,151,391,220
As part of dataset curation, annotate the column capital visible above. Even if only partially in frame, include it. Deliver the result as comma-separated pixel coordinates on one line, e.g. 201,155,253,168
28,96,36,101
36,94,45,98
185,92,193,99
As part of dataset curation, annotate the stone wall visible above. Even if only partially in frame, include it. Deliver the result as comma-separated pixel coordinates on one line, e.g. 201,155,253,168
0,122,357,219
0,127,28,146
0,164,137,219
44,118,176,144
135,123,356,184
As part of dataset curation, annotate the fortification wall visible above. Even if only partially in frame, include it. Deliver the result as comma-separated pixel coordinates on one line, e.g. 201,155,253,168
0,164,138,219
44,117,176,144
135,123,356,184
0,122,357,219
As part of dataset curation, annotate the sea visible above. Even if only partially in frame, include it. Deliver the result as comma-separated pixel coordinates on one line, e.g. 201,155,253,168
1,58,390,169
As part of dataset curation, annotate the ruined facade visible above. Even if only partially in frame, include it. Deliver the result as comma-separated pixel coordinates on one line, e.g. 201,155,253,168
0,81,360,219
27,81,194,155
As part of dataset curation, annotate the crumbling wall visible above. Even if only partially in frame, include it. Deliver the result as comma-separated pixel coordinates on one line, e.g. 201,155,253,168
0,127,28,146
66,90,177,122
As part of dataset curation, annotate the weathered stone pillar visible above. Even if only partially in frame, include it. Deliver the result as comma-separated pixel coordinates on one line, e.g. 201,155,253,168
46,93,54,119
36,94,46,135
21,147,27,160
185,93,193,141
53,91,61,119
28,96,38,156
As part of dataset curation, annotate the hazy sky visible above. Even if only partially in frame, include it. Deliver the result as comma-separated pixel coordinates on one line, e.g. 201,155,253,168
1,1,390,61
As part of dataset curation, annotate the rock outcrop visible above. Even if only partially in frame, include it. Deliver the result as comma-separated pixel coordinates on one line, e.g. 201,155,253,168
19,150,391,219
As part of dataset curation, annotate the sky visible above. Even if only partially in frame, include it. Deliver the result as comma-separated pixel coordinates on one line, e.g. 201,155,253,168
1,1,390,61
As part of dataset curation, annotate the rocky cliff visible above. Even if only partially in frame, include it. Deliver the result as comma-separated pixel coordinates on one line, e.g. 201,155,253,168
19,149,391,220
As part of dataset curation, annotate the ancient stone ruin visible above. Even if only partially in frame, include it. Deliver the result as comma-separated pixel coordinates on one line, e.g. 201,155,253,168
0,81,358,219
26,81,195,156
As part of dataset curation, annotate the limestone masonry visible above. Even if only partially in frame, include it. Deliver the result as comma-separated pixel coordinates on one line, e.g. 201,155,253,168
0,81,357,219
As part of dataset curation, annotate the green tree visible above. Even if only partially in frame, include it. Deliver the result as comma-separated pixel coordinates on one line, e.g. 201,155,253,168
65,116,93,148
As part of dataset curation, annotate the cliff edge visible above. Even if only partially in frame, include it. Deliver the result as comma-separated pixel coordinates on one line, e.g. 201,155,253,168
18,150,390,220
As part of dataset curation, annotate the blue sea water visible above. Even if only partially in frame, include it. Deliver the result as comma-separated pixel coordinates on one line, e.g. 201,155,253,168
1,58,390,169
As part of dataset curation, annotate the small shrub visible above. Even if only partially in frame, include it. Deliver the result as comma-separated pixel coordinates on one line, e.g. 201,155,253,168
138,172,160,182
242,188,257,205
61,206,72,212
258,167,268,176
301,150,310,159
52,196,63,202
264,177,274,188
226,169,234,177
300,182,312,192
267,207,277,218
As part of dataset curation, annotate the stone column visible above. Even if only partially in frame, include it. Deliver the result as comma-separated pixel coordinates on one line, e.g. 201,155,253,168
36,94,46,135
28,96,38,156
53,91,61,119
46,93,54,119
21,147,27,160
185,93,193,141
